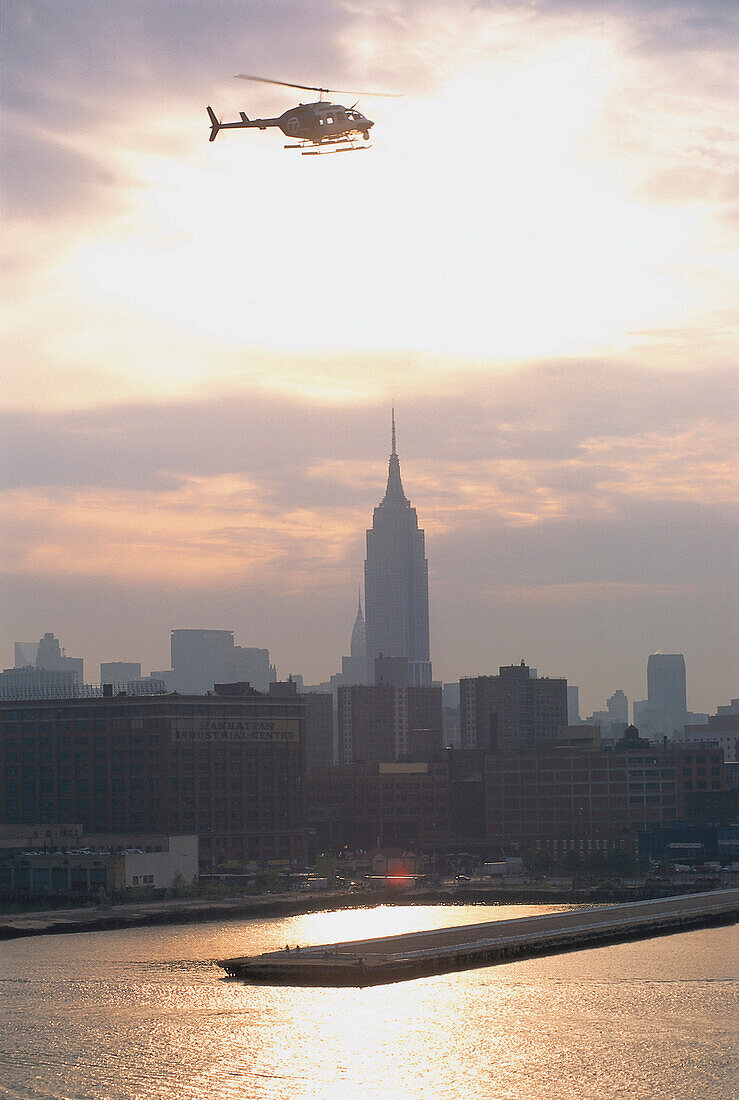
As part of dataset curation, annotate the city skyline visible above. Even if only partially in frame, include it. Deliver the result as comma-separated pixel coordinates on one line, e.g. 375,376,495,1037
2,1,737,716
1,400,735,716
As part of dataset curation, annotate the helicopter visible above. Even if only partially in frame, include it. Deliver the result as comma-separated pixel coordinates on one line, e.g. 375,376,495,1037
207,74,396,154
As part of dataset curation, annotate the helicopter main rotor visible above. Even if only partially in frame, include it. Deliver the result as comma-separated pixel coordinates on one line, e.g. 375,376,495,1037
234,74,400,100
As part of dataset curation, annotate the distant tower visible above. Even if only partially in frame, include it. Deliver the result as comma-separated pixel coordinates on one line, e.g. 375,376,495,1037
337,593,370,686
34,632,83,682
350,591,366,663
364,410,431,686
647,654,687,713
634,653,688,739
607,690,629,724
36,632,64,670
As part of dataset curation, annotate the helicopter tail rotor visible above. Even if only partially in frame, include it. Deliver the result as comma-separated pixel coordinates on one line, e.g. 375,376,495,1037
206,106,221,142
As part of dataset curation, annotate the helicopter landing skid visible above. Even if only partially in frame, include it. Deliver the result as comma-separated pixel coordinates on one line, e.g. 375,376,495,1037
284,137,371,155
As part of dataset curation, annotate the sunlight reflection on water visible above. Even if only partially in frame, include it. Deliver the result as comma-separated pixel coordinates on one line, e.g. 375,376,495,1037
1,904,736,1100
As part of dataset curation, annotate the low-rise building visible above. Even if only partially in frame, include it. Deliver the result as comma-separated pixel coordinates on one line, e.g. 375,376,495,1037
307,760,450,852
369,847,417,887
684,714,739,762
0,683,307,871
0,832,198,902
485,727,725,861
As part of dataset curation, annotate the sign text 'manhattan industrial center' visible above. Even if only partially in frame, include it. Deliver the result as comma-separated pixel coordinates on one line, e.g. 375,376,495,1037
171,718,300,743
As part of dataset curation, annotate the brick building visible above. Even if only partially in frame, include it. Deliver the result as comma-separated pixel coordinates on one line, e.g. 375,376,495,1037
485,727,725,861
0,684,306,871
460,662,567,752
307,761,450,851
268,680,334,772
684,714,739,763
337,682,443,765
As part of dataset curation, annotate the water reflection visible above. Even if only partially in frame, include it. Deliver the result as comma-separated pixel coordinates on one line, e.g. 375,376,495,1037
1,905,736,1100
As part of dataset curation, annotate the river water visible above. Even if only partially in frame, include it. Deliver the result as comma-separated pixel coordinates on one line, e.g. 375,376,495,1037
1,903,736,1099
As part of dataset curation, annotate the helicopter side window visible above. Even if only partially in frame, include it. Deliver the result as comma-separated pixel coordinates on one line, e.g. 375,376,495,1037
325,115,334,124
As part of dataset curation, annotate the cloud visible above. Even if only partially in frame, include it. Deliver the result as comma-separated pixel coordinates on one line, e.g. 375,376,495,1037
4,0,736,223
493,581,697,604
2,0,353,218
1,118,119,219
1,363,735,595
3,0,735,393
1,360,736,489
0,477,365,590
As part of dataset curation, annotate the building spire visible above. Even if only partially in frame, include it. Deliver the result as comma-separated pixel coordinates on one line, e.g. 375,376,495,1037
383,406,407,504
350,589,366,659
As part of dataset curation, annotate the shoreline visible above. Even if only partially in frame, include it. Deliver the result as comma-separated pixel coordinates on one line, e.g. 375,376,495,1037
0,882,716,940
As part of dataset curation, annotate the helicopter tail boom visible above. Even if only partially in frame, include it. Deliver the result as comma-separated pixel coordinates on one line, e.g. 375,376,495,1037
207,106,281,140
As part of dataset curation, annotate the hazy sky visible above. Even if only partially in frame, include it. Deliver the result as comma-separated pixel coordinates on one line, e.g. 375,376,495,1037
1,0,737,715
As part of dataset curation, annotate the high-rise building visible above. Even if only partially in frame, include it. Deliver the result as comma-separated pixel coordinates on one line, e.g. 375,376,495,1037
364,411,431,686
584,689,629,738
607,690,629,724
634,653,689,740
460,662,568,752
307,761,451,851
648,654,687,713
154,629,276,694
100,662,142,683
566,685,581,725
14,632,83,682
14,643,38,668
338,656,442,765
4,633,84,697
337,595,371,686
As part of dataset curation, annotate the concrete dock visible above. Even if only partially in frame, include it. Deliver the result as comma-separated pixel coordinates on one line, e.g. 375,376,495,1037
219,889,739,987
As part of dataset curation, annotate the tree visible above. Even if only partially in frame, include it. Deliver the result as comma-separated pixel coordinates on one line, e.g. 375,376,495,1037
583,850,608,881
532,850,552,875
315,853,336,886
171,871,188,897
563,851,581,877
606,848,637,879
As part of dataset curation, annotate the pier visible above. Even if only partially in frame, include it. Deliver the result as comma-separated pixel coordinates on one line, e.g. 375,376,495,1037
220,888,739,987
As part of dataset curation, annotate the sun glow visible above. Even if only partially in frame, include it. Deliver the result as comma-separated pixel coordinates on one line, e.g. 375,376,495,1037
22,31,704,408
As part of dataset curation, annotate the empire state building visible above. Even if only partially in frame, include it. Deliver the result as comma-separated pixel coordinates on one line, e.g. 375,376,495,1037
364,412,432,686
